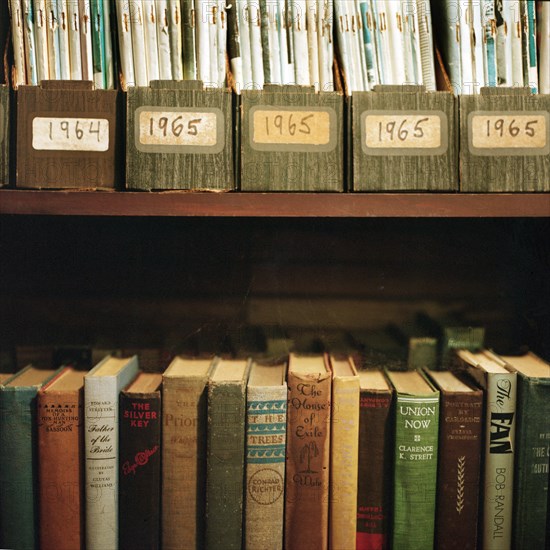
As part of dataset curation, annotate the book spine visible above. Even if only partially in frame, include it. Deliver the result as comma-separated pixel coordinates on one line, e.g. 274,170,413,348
10,0,28,85
435,390,483,550
67,0,82,79
113,0,135,86
22,0,39,85
512,376,550,549
161,377,208,550
205,381,247,550
245,385,287,550
119,392,161,550
155,0,172,80
356,389,392,550
0,388,39,550
482,372,516,550
392,391,439,550
38,389,84,550
34,0,50,82
181,0,197,80
329,375,360,550
57,0,70,79
285,372,331,550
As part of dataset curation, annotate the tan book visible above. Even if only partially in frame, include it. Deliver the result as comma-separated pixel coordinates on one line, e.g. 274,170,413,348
285,354,332,550
329,356,360,550
161,356,214,550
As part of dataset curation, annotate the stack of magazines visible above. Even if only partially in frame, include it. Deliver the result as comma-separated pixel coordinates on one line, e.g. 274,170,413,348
435,0,550,94
335,0,436,93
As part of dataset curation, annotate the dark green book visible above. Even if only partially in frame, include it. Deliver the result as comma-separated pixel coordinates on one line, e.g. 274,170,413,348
385,369,440,550
501,352,550,549
0,366,59,550
205,358,251,550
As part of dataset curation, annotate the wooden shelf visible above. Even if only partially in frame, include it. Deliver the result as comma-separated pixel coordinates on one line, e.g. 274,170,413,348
0,189,549,217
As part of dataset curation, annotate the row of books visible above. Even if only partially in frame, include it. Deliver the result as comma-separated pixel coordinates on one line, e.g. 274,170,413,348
7,1,550,94
0,348,549,550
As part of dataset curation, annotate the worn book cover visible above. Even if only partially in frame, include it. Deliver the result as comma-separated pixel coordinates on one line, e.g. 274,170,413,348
119,373,163,550
245,361,287,550
84,355,139,550
38,367,86,550
205,358,251,550
162,357,214,550
0,366,59,550
386,368,439,550
329,355,360,550
457,350,517,550
501,352,550,549
426,369,483,550
356,368,393,550
285,354,332,550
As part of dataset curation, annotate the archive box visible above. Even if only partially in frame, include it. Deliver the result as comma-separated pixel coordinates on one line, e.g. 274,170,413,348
240,85,344,192
126,80,234,191
351,85,459,192
16,80,119,189
460,88,550,192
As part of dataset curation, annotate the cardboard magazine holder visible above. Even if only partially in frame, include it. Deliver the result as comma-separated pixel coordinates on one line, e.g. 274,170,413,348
125,80,234,191
460,87,550,192
351,85,458,192
16,80,119,189
239,84,344,192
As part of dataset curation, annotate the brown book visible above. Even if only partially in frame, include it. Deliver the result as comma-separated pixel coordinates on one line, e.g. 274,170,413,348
285,354,332,550
38,367,86,550
426,369,483,550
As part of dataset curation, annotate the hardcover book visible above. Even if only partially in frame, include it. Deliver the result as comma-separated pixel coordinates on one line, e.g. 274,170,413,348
245,361,287,550
0,366,59,550
426,369,483,550
84,355,140,550
385,368,440,550
162,357,214,550
329,355,360,550
38,367,86,550
501,352,550,549
205,358,251,550
285,354,332,550
457,350,517,550
356,368,393,550
119,372,163,550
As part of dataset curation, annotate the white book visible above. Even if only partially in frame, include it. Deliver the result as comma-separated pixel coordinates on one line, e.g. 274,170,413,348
34,0,49,82
402,0,422,85
482,0,497,86
267,0,282,84
335,0,351,93
416,0,435,90
292,0,310,85
143,0,160,82
460,0,475,94
46,0,61,79
306,0,319,90
79,0,94,82
540,0,550,94
499,0,514,86
67,0,82,79
196,0,212,85
343,0,362,91
130,0,148,86
385,0,405,85
9,0,27,85
216,0,227,87
22,0,38,84
354,0,368,90
249,0,264,87
168,0,183,79
318,0,333,91
156,0,172,80
373,0,392,85
495,0,512,86
102,0,114,89
57,0,71,79
208,2,218,86
471,0,486,91
508,0,523,87
84,355,140,550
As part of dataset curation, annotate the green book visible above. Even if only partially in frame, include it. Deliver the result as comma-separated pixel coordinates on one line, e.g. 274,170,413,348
205,358,251,550
385,368,440,550
501,352,550,549
0,366,59,550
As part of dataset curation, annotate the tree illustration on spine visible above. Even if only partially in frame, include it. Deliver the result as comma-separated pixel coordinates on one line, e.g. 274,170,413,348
299,442,319,473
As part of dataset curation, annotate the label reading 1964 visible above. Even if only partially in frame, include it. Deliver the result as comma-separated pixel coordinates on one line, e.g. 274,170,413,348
362,111,448,156
250,106,337,152
32,117,109,151
135,107,224,154
468,112,550,155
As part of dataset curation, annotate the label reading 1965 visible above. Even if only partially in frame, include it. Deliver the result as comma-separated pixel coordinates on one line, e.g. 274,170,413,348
32,117,109,151
250,106,337,152
362,111,448,156
135,107,225,154
468,112,550,155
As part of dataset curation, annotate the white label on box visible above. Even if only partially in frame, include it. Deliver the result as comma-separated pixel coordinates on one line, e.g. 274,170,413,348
469,112,549,155
250,106,337,152
362,111,448,156
32,117,109,151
